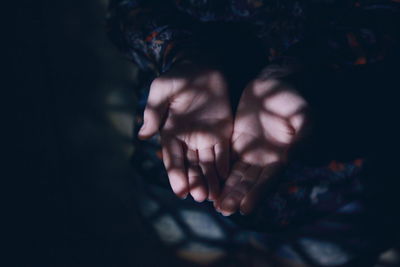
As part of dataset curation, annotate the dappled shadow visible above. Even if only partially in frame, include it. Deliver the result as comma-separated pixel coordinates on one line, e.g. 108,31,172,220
13,0,399,265
11,0,182,266
131,28,400,265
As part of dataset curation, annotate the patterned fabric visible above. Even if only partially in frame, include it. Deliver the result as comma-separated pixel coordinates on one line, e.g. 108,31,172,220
234,159,366,229
107,0,199,74
108,0,400,75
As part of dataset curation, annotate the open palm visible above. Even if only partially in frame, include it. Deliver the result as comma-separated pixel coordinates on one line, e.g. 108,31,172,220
139,63,232,202
216,78,308,216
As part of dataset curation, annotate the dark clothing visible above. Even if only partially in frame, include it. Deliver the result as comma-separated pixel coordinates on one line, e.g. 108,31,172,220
107,1,400,265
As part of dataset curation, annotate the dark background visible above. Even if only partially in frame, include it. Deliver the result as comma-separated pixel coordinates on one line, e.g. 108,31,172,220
7,0,400,266
8,0,174,266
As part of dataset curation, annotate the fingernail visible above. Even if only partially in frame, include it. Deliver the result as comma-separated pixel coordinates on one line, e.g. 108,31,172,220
180,194,188,200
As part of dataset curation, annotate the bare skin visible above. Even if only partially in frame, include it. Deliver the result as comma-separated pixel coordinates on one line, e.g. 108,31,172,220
138,62,308,214
215,78,309,216
138,62,233,202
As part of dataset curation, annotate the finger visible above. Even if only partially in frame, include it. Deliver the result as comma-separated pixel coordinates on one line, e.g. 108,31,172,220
215,161,249,215
162,137,189,198
239,164,279,215
138,80,170,139
215,161,250,208
214,142,230,180
186,148,207,202
198,147,220,201
219,165,260,216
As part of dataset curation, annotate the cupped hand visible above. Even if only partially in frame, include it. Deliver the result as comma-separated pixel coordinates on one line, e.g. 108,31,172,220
138,62,233,202
215,78,309,216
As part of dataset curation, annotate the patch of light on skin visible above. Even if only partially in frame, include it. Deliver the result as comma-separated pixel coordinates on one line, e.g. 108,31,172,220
242,148,279,166
252,80,280,97
177,242,226,265
180,210,225,240
262,90,306,118
259,111,294,145
153,215,185,244
232,133,255,155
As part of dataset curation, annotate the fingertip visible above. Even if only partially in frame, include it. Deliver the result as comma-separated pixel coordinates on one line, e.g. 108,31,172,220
175,190,190,200
198,148,220,202
221,211,233,217
191,188,208,203
162,138,189,199
186,150,208,203
165,167,189,200
208,187,220,202
138,125,156,140
180,193,188,200
213,200,220,211
169,172,189,199
137,133,150,140
219,196,239,215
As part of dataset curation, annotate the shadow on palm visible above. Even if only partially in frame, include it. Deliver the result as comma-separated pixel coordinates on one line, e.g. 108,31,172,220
215,78,309,216
139,64,233,203
141,62,310,218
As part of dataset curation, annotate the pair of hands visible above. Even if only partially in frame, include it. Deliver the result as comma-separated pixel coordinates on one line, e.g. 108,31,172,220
138,62,308,216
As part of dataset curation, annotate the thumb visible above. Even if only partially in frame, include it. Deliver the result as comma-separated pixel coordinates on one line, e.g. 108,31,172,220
138,106,168,139
138,79,170,139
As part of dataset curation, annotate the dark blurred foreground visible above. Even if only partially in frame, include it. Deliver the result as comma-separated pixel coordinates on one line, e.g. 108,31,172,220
7,1,400,266
8,0,176,266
